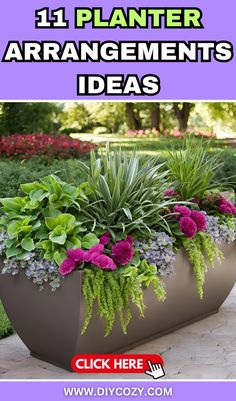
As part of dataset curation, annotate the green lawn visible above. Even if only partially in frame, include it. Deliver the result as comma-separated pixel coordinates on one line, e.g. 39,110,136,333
71,133,231,157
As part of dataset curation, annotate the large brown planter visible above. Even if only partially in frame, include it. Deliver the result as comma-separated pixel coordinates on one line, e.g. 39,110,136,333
0,243,235,371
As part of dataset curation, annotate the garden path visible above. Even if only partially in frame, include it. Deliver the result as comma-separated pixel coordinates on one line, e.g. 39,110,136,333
0,285,236,380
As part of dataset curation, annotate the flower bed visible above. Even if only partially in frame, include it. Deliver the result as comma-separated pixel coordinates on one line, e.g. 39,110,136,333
125,128,216,139
0,134,96,160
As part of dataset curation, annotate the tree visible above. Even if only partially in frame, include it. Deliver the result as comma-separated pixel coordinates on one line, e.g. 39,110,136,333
60,103,91,133
0,103,61,135
125,103,141,130
173,102,195,131
206,103,236,131
150,103,160,130
87,103,125,133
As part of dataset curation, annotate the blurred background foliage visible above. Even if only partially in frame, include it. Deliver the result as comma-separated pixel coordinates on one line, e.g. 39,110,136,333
0,102,236,135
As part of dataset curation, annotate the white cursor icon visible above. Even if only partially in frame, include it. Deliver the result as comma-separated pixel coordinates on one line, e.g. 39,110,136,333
145,360,165,379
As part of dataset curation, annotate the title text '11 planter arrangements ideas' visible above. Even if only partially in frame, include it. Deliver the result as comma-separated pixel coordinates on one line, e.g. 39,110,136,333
0,142,236,370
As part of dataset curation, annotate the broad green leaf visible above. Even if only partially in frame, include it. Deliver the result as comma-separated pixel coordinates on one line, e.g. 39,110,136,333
20,182,43,194
7,221,21,239
81,233,99,249
54,250,66,266
29,189,48,202
49,227,67,244
70,237,81,247
21,237,35,251
0,197,26,211
6,247,22,258
45,213,75,230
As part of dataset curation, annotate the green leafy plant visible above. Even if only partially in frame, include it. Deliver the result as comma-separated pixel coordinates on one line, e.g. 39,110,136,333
183,234,223,299
0,175,98,264
167,139,223,200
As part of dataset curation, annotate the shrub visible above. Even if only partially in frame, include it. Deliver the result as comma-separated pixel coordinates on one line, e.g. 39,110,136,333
0,159,89,198
0,302,13,339
0,134,96,160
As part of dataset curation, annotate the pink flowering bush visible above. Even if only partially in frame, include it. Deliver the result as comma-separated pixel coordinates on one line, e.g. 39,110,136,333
202,195,236,217
0,133,96,160
125,128,159,138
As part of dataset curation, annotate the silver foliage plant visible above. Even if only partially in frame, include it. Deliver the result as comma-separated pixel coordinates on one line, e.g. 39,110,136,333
134,231,176,277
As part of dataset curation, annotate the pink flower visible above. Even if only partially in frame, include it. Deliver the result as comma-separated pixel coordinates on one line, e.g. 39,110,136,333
218,198,234,214
126,235,134,244
179,217,197,238
190,210,207,232
233,207,236,216
82,251,91,262
99,231,111,245
91,253,117,270
112,240,134,266
66,248,85,262
88,244,104,255
59,259,76,276
163,188,178,197
174,205,191,220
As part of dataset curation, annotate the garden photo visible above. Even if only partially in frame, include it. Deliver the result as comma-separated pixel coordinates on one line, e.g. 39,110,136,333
0,101,236,379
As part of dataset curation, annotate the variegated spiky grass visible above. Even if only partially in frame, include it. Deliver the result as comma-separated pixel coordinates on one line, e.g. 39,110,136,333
77,147,174,235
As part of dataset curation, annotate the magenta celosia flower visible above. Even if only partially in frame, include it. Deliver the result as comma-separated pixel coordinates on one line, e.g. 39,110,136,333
126,235,134,244
59,259,76,276
179,217,197,238
174,205,191,220
99,231,111,245
88,244,104,255
233,207,236,216
66,248,86,262
91,253,117,270
190,210,207,232
163,188,178,197
82,251,91,262
112,240,134,266
218,198,234,214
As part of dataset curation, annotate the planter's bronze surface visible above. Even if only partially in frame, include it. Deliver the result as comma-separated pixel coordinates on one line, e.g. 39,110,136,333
0,243,235,371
